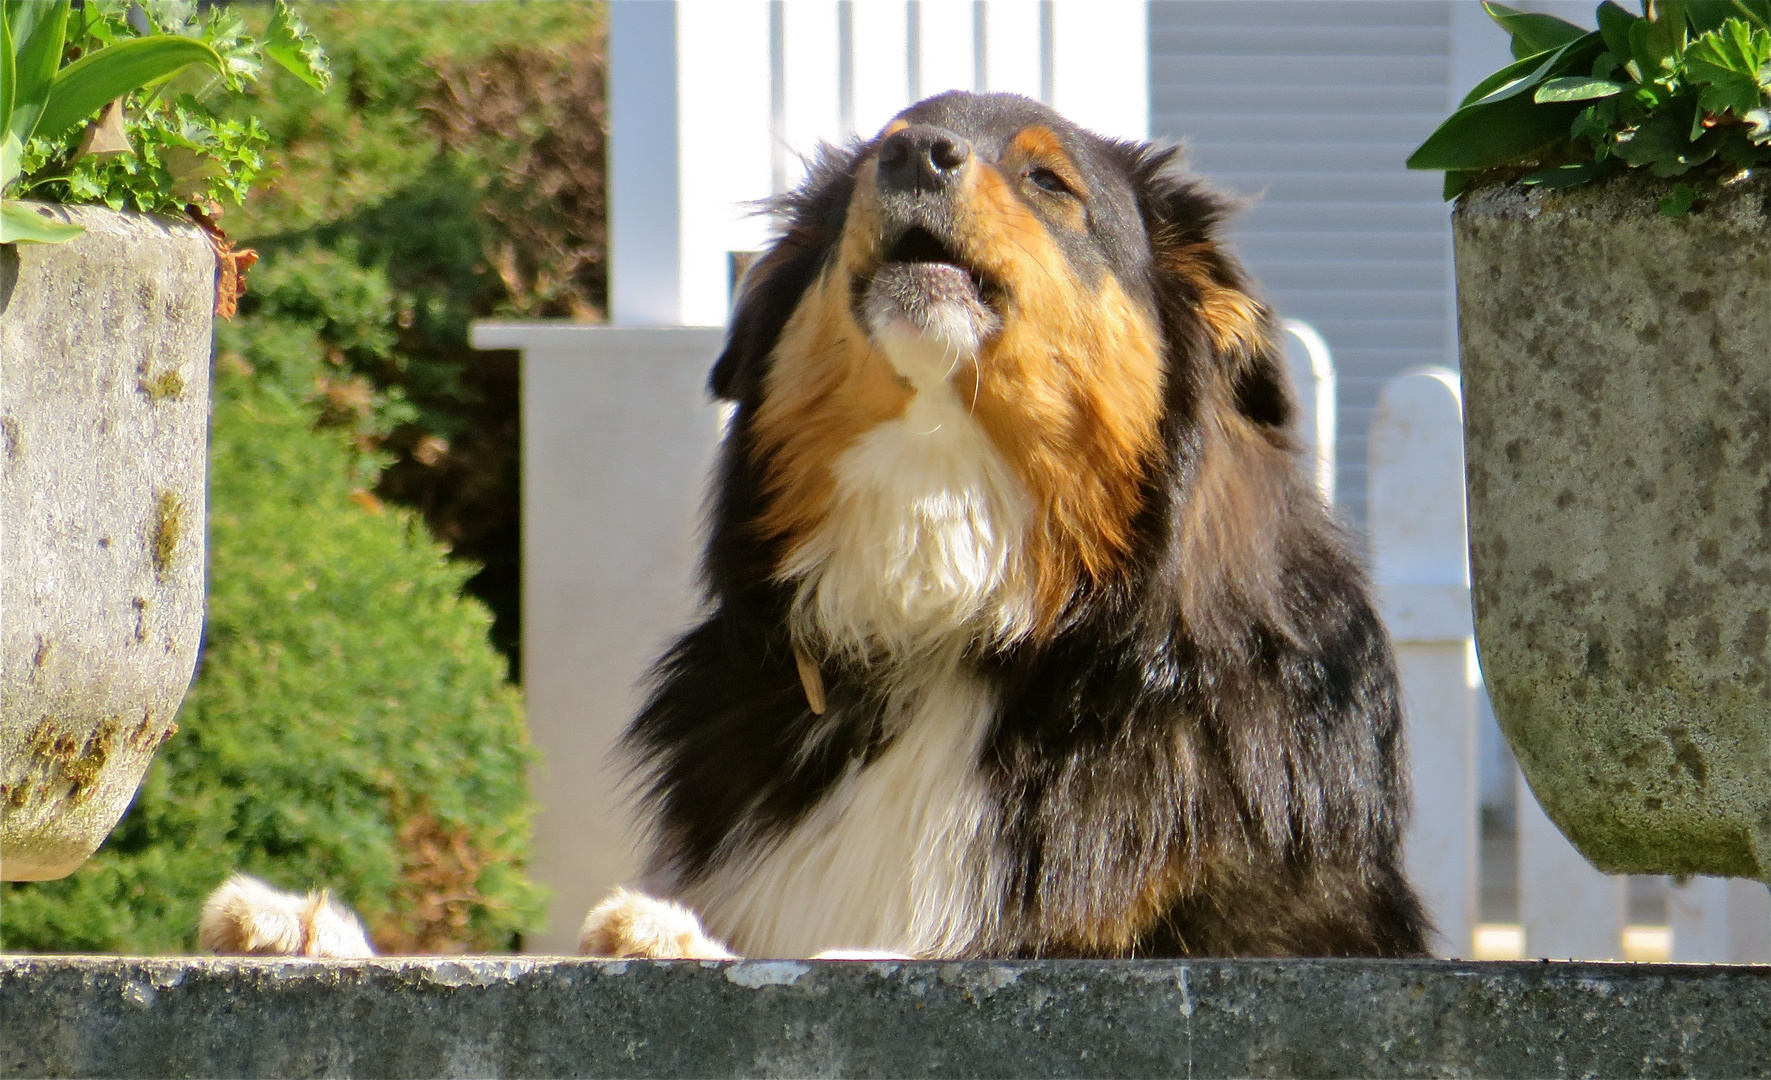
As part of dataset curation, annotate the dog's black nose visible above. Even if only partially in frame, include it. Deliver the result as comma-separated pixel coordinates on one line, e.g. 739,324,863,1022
877,125,973,193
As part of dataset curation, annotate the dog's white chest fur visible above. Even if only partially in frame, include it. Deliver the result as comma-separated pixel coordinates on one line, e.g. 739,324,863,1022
679,670,1004,956
780,336,1036,660
678,338,1029,957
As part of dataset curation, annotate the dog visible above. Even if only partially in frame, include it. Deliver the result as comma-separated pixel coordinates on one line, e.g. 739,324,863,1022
201,91,1428,961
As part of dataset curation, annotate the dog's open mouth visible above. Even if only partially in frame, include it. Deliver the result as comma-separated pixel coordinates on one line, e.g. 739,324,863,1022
862,227,1000,355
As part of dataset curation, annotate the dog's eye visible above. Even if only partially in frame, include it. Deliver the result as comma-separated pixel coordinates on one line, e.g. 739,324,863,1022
1027,167,1072,196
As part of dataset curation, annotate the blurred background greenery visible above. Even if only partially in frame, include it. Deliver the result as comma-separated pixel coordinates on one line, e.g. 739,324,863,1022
2,1,607,953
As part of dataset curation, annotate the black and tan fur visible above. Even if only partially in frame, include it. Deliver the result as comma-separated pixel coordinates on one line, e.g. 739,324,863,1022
605,92,1428,959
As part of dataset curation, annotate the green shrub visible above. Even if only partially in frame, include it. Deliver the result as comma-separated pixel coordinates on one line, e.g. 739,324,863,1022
234,1,609,674
0,296,545,955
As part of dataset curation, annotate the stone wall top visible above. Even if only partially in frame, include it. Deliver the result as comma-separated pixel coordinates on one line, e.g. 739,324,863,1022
3,956,1766,1078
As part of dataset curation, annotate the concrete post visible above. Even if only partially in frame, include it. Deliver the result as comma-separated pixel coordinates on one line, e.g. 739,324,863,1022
473,324,727,954
1368,367,1477,958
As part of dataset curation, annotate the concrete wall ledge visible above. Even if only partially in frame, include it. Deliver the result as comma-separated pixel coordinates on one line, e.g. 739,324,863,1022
4,956,1767,1078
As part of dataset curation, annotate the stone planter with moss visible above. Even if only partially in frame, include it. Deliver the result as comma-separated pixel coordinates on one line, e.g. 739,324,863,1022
1412,2,1771,883
0,0,331,880
1452,171,1769,882
1,205,214,880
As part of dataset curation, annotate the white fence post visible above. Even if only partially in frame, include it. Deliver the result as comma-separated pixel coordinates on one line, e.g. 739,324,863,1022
1668,876,1771,963
1368,367,1478,959
1516,781,1625,960
1282,320,1335,506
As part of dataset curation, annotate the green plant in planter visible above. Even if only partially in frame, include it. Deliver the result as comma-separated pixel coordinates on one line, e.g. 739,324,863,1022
1409,0,1771,209
1,0,329,244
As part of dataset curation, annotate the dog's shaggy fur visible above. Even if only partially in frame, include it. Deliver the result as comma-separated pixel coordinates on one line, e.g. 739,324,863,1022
589,92,1427,960
201,92,1428,962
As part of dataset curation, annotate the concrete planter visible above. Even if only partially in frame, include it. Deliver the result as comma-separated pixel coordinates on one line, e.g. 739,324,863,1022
1,204,213,880
1454,173,1769,882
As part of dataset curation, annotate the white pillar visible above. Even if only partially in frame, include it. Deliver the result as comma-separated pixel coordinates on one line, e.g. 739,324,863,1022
1047,0,1147,139
1282,320,1336,506
475,324,728,953
608,2,773,326
981,0,1043,99
849,1,912,137
1517,776,1625,960
1368,367,1478,958
778,0,844,191
912,0,978,98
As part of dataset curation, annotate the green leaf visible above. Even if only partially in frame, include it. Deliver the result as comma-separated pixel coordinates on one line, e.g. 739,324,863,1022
1485,2,1590,58
1684,18,1771,116
1630,8,1687,80
1,198,85,243
1408,93,1585,171
35,35,224,141
1443,170,1472,199
4,0,71,145
1467,32,1606,106
1535,76,1629,101
0,131,22,190
1596,2,1641,62
262,0,331,91
1613,102,1717,173
1658,181,1697,215
1462,50,1562,106
1671,1,1732,34
1732,0,1771,29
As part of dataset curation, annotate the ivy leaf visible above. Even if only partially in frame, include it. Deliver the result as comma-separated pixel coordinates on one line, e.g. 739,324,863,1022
263,0,331,91
1535,76,1628,101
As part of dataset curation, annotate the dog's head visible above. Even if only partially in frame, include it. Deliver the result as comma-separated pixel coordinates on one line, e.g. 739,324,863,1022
713,91,1298,640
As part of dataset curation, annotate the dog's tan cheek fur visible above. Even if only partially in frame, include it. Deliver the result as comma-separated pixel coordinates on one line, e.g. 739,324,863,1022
952,162,1167,634
750,189,914,561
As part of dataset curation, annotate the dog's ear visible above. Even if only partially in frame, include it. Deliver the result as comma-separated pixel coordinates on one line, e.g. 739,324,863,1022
710,143,864,403
1132,148,1294,437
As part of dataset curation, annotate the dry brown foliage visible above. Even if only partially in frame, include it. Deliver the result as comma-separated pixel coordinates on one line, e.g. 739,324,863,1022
423,34,608,321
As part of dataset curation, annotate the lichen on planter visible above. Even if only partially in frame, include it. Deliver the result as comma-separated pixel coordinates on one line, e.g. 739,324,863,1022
1,204,213,881
1454,172,1770,882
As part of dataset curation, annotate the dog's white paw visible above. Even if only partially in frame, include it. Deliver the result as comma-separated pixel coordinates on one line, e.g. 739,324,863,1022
199,873,376,958
577,887,737,959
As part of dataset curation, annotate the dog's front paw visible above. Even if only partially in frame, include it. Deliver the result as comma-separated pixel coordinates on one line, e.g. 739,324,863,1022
578,887,736,959
199,873,376,958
